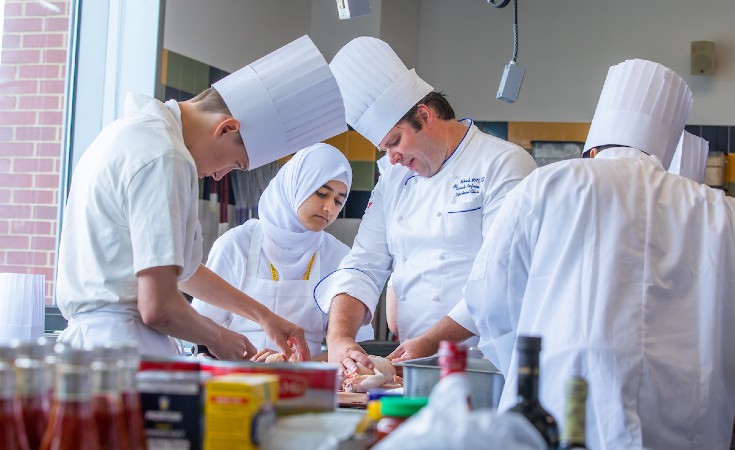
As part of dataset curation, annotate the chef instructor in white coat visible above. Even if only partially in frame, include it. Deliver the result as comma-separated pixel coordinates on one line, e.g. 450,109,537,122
465,59,735,448
314,37,537,373
56,36,347,361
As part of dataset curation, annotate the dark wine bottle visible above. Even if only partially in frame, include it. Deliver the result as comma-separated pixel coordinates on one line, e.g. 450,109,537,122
559,377,588,450
508,335,559,449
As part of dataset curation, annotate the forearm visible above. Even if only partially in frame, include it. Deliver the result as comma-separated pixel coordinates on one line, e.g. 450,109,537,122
326,294,369,343
179,264,270,324
420,316,476,350
143,290,227,349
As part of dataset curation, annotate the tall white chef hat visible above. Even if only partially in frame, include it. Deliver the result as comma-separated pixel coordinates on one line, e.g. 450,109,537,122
668,131,709,183
329,36,433,147
584,59,692,169
213,35,347,169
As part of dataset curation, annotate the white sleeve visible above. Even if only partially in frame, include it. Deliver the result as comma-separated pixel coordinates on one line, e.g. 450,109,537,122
127,154,201,279
449,144,535,338
465,185,535,376
447,299,479,335
314,176,393,323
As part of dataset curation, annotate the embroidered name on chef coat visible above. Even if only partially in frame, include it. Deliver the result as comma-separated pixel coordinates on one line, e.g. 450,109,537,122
452,176,485,198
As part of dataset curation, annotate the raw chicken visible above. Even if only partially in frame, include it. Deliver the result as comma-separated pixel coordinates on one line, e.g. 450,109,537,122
264,351,300,363
341,355,399,393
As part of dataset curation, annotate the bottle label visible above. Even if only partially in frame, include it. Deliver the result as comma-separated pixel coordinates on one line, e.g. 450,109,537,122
561,377,588,445
438,341,467,378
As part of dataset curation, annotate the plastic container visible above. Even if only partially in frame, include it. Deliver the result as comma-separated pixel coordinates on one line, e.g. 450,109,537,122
373,397,428,445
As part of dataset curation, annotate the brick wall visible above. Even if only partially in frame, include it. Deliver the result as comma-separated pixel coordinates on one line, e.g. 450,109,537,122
0,0,71,304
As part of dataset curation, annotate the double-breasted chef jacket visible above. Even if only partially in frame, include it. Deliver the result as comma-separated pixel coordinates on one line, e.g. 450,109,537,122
316,120,537,343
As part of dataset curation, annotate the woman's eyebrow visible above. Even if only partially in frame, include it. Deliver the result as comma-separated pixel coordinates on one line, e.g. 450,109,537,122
321,184,347,197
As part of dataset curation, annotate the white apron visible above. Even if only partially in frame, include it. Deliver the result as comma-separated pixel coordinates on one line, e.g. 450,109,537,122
57,302,180,356
226,224,326,357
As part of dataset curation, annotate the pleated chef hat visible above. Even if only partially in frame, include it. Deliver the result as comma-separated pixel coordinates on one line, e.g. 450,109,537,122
669,131,709,183
329,36,433,147
213,35,347,169
584,59,692,169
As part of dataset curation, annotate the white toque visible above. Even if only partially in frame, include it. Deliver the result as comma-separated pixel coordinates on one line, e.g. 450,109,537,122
213,35,347,169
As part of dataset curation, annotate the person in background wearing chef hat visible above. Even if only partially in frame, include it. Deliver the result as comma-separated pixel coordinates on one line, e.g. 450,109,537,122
669,131,709,183
464,59,735,448
56,36,347,362
313,36,537,374
190,143,374,360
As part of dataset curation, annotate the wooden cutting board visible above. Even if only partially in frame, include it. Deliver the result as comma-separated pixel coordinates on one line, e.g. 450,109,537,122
338,391,368,408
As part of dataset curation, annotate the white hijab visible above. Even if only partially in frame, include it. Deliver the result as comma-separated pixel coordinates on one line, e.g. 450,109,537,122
258,143,352,280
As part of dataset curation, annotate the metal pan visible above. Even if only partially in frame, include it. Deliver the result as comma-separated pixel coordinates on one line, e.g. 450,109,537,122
395,356,504,409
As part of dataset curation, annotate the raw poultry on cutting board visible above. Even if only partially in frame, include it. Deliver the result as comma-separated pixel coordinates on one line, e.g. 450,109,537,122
341,355,402,393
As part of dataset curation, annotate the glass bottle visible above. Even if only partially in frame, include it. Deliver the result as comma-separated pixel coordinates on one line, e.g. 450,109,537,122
508,335,559,449
559,377,588,450
438,340,471,409
90,344,132,450
36,336,58,405
0,345,31,450
14,340,51,450
40,344,101,450
119,342,147,450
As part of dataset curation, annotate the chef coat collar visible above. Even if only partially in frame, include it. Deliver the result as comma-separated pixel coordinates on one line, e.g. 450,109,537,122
594,146,664,169
438,119,474,173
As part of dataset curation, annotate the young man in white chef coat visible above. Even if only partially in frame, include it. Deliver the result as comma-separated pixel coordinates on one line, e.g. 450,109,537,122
56,36,346,361
464,59,735,448
314,36,537,373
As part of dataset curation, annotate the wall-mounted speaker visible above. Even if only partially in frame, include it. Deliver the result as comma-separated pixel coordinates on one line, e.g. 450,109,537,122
691,41,715,75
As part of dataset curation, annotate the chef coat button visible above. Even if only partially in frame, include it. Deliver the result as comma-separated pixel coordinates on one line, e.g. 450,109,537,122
400,296,406,302
401,256,407,263
431,296,439,302
397,215,403,221
436,212,441,217
438,254,445,260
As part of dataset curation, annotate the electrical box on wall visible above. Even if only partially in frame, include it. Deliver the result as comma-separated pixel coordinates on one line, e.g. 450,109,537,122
691,41,715,75
336,0,371,20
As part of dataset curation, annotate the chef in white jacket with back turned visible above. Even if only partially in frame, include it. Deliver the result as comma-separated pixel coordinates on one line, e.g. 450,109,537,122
465,59,735,449
315,37,537,373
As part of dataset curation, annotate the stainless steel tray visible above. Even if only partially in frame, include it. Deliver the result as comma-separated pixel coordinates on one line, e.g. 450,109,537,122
395,356,504,409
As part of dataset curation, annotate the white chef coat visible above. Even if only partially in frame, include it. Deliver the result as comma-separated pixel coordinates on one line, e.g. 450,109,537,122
192,220,373,356
315,120,537,343
56,93,203,356
465,147,735,449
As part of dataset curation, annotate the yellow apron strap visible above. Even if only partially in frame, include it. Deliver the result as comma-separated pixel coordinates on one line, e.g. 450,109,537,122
270,253,316,282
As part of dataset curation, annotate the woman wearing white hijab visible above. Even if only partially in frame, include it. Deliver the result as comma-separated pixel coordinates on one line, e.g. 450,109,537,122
192,143,373,358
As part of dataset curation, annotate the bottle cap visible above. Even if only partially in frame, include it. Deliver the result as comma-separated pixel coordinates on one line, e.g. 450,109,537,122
380,396,428,418
517,335,542,351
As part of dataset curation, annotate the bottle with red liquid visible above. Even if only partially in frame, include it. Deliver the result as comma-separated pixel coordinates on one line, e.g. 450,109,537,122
0,345,31,450
14,340,51,450
438,340,471,409
89,344,131,450
119,342,147,450
40,344,101,450
36,336,58,406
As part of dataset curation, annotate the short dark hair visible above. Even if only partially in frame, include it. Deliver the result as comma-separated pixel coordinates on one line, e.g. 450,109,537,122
398,92,456,131
190,87,244,146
